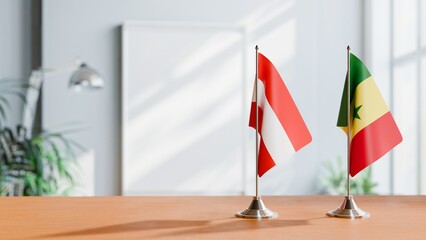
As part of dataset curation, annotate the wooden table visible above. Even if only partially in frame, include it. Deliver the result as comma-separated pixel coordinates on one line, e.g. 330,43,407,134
1,196,425,239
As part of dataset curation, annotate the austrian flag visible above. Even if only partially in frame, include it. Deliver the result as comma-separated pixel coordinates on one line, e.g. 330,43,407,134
249,53,312,177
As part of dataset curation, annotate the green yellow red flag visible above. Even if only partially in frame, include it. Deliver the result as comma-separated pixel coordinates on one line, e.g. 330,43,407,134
337,53,402,176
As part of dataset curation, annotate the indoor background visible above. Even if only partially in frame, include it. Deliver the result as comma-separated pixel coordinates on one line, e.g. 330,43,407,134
0,0,424,196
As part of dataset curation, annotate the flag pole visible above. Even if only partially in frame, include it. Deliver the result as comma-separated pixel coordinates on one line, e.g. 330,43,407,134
346,46,351,197
326,46,369,219
255,45,259,198
236,45,277,219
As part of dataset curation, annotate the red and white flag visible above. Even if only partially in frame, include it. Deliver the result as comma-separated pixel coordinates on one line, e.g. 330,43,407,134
249,53,312,177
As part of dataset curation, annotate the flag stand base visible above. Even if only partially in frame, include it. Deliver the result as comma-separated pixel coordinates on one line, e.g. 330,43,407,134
236,196,278,219
327,195,370,219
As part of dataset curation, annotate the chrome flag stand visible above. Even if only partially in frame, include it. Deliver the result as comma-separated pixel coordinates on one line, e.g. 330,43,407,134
236,45,277,219
236,196,277,219
327,46,369,219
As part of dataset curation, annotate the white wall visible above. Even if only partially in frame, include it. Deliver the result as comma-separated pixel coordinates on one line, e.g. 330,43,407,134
0,0,31,127
365,0,426,195
42,0,363,195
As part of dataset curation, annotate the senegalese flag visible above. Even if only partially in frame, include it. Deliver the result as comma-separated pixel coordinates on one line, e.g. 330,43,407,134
337,53,402,177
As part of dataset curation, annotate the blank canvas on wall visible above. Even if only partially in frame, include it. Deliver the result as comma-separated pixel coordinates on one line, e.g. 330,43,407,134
121,21,247,195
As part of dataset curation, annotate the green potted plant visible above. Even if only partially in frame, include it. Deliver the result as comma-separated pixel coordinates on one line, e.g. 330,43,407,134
0,78,81,196
318,156,378,195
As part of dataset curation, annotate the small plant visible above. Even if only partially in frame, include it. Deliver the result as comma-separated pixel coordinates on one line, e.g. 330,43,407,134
319,156,378,195
0,78,82,196
0,125,83,196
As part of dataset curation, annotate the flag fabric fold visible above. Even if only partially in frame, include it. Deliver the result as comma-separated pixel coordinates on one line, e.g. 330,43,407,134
249,53,312,177
337,53,403,177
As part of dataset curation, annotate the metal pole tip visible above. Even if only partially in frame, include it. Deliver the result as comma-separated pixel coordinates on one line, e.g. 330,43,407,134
347,45,351,50
255,45,259,50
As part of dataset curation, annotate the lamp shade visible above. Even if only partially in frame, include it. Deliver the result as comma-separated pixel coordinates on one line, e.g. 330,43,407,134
69,63,104,90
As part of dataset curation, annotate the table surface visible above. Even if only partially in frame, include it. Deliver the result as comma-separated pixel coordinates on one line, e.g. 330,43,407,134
1,195,425,239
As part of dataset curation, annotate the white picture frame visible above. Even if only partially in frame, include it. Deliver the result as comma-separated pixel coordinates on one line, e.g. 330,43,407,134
121,21,248,195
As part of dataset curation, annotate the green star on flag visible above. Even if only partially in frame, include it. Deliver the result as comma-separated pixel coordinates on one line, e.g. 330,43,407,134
353,105,362,120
